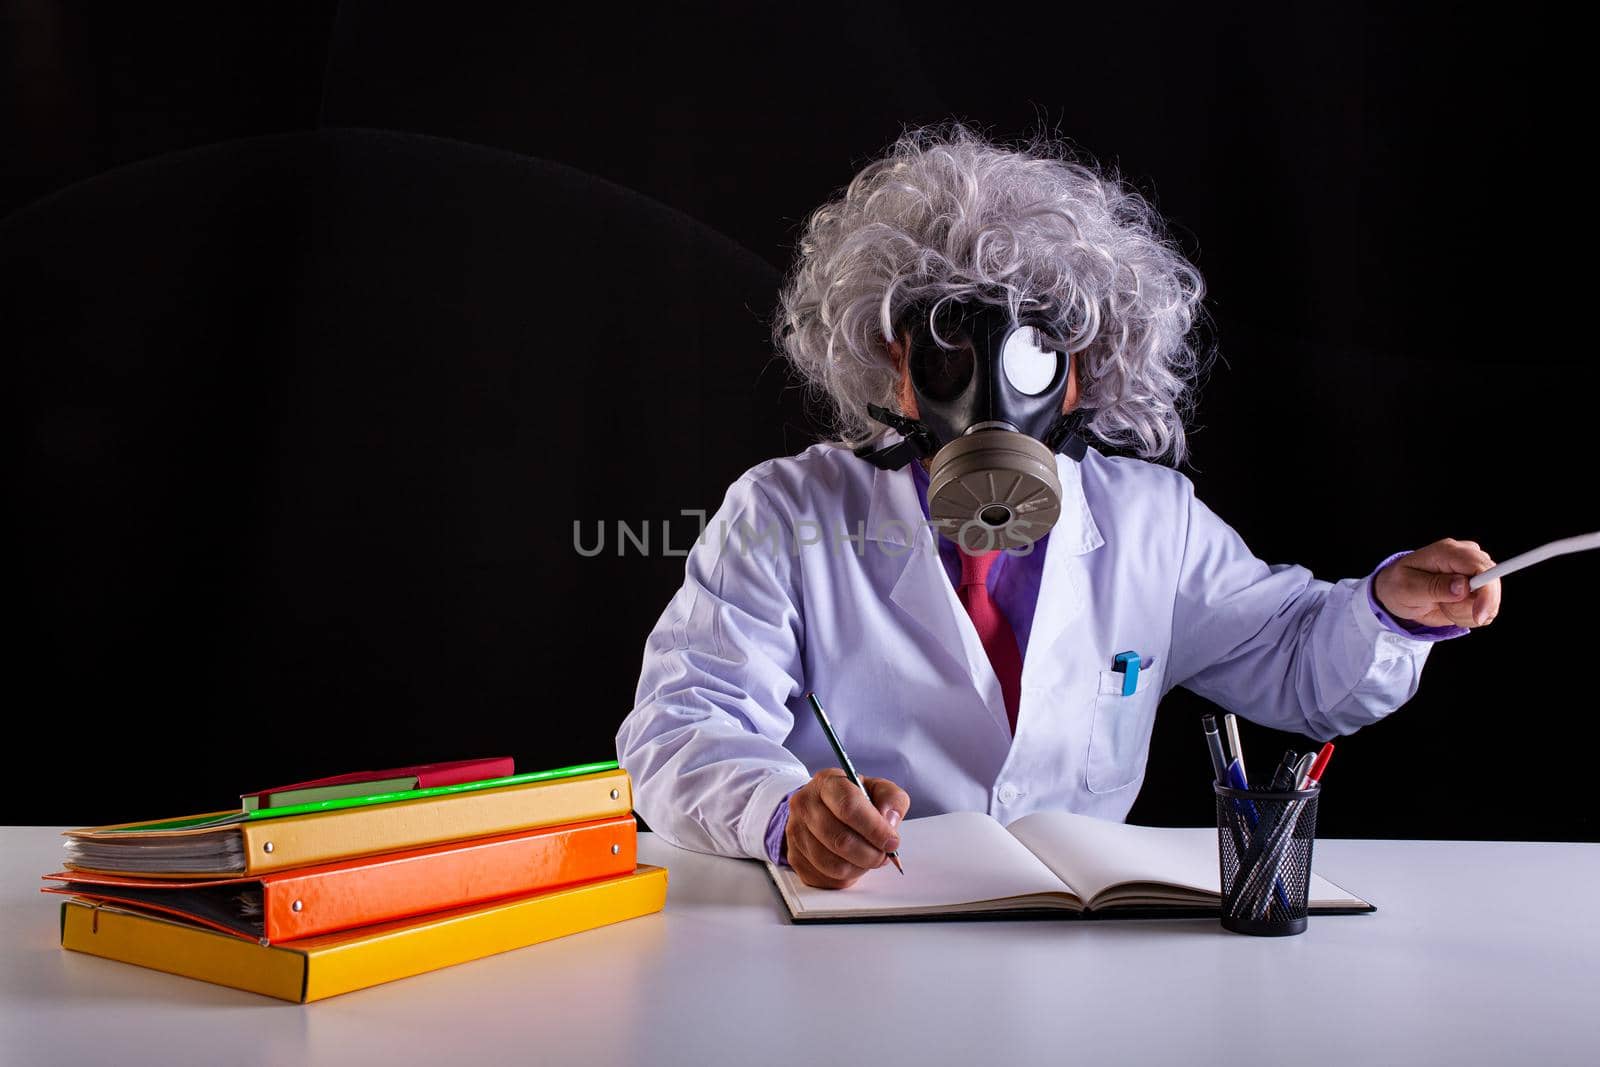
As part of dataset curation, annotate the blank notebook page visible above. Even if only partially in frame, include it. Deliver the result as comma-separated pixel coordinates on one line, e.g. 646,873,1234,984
1005,810,1221,901
770,811,1072,915
1005,809,1351,905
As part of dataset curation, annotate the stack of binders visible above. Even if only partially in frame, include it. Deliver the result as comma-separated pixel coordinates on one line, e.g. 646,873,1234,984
42,758,666,1002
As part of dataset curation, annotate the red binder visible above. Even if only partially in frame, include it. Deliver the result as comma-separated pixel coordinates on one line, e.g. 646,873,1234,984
241,756,515,809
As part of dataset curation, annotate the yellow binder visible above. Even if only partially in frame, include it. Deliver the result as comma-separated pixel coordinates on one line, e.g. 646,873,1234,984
59,864,669,1002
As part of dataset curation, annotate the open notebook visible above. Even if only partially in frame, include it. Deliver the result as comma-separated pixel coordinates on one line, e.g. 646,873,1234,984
765,810,1373,922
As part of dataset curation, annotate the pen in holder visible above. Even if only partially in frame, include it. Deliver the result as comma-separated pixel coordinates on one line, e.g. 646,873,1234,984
1213,780,1320,936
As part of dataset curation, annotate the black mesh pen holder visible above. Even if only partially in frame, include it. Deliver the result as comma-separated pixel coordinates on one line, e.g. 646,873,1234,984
1213,782,1320,936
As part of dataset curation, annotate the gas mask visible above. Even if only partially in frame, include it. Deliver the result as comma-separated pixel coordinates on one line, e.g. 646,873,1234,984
855,297,1088,553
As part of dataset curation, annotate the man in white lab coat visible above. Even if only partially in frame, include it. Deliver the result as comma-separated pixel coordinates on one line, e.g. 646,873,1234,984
615,124,1501,889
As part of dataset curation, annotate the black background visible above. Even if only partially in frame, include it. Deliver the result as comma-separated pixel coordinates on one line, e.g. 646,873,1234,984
7,3,1595,839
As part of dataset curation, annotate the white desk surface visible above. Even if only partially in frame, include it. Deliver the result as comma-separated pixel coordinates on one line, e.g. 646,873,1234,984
3,826,1597,1066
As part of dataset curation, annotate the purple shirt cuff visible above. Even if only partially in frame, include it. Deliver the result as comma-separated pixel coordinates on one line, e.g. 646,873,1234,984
1367,550,1470,641
765,787,800,867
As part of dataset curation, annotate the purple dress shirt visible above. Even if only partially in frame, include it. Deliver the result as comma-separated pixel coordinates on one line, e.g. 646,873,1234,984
764,463,1466,867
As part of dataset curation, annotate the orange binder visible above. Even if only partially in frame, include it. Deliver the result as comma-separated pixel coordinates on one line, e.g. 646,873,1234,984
58,864,670,1002
45,814,638,943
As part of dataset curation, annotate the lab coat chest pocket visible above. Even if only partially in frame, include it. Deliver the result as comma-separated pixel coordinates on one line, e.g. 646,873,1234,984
1085,661,1161,795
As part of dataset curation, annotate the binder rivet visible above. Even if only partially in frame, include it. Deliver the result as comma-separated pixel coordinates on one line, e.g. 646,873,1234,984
611,844,621,855
263,842,274,853
610,789,620,800
292,900,303,912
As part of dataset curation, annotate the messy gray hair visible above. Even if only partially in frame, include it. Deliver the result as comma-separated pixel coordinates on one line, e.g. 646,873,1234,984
771,122,1211,463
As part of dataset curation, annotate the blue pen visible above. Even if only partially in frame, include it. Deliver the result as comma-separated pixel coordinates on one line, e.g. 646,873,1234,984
1226,756,1253,806
1204,717,1250,868
1225,758,1292,915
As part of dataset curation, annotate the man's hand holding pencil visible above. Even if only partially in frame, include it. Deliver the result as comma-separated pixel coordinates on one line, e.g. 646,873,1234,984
784,768,910,890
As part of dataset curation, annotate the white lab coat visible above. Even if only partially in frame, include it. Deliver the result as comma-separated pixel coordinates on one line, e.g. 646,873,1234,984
616,436,1435,862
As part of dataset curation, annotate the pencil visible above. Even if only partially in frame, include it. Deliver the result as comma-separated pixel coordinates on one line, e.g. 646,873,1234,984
805,691,903,874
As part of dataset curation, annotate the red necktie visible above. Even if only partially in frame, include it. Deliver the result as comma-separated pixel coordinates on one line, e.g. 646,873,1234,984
957,549,1023,734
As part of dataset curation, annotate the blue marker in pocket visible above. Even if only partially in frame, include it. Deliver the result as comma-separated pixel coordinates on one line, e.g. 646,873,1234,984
1112,650,1141,696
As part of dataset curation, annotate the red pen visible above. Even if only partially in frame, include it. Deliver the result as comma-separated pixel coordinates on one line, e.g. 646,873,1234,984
1300,742,1334,788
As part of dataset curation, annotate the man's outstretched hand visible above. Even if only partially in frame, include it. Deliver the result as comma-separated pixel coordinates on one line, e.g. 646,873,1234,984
784,768,910,889
1374,538,1502,628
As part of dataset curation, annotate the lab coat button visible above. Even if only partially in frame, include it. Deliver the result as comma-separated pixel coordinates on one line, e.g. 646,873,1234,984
998,784,1019,803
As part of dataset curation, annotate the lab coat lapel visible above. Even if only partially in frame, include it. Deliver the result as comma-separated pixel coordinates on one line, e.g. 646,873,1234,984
1020,451,1106,686
867,464,1006,722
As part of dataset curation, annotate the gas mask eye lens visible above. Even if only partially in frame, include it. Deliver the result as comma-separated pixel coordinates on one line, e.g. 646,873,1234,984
909,338,974,403
1001,327,1062,396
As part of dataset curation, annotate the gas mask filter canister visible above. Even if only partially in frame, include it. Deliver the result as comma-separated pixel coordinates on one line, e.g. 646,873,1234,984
854,298,1087,554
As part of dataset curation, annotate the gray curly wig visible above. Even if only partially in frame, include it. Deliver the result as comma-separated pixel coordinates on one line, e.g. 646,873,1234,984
772,122,1211,463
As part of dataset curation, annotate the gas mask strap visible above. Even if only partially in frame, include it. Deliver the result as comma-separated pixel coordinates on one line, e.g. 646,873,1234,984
852,404,940,470
1042,409,1092,462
